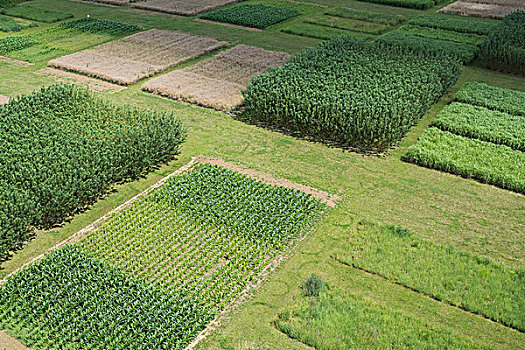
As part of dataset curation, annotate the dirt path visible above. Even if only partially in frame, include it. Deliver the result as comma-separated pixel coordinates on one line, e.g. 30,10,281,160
0,331,32,350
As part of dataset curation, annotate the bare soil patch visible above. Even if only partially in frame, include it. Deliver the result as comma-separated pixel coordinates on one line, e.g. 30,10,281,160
0,330,31,350
49,29,229,85
36,67,126,93
194,18,263,32
0,55,34,66
439,0,525,19
143,44,290,110
132,0,245,16
0,95,10,105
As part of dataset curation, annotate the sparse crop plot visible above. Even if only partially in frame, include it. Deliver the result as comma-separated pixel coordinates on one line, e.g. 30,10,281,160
439,0,525,19
0,84,185,261
143,44,290,110
1,5,73,23
397,24,485,45
325,7,405,25
305,15,390,35
132,0,244,16
0,15,34,32
49,29,229,85
357,0,436,10
407,14,496,35
200,4,300,29
282,22,356,40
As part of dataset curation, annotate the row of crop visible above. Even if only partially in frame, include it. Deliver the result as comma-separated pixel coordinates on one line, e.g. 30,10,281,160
479,10,525,75
59,16,141,36
1,5,73,23
432,102,525,151
200,4,299,29
454,82,525,116
242,35,462,151
376,32,478,63
0,35,35,54
357,0,438,10
397,24,485,45
305,15,390,35
281,23,357,40
0,245,213,350
403,127,524,194
0,84,185,260
0,15,34,32
325,7,405,25
407,14,496,35
337,220,525,331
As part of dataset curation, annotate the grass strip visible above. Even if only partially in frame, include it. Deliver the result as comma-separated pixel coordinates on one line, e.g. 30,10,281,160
454,82,525,117
0,15,34,32
403,127,525,194
325,7,404,25
275,288,489,349
433,102,525,151
305,15,389,35
281,22,358,40
1,5,73,23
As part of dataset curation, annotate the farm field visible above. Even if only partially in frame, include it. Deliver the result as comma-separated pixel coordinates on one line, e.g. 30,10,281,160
132,0,245,16
143,44,290,110
439,0,525,19
0,0,524,349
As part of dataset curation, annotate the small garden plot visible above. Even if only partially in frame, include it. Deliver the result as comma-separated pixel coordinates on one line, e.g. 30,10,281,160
439,0,525,19
49,29,229,85
0,15,34,32
143,44,290,110
200,4,300,29
479,10,525,75
407,14,496,35
305,15,390,35
276,276,489,349
77,0,131,6
325,7,405,25
1,18,140,63
376,32,478,63
0,245,211,350
281,22,356,40
132,0,244,16
396,24,485,45
454,82,525,116
1,5,73,23
336,221,525,331
0,84,185,261
356,0,439,10
403,128,524,194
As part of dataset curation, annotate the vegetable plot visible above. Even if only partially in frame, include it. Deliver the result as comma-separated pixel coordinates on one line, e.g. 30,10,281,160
80,163,323,310
200,4,300,29
1,5,73,23
0,84,185,260
0,245,211,350
454,82,525,116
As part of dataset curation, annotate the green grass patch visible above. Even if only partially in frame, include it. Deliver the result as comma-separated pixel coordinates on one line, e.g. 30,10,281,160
0,15,34,32
275,286,489,349
281,22,356,40
454,82,525,117
243,35,462,151
325,7,405,25
59,17,141,35
403,127,525,194
0,84,185,260
1,5,73,23
433,102,525,151
200,4,300,29
305,15,389,35
376,32,478,63
479,10,525,76
407,14,496,35
336,221,525,331
397,24,485,45
0,245,211,349
0,35,35,54
357,0,435,10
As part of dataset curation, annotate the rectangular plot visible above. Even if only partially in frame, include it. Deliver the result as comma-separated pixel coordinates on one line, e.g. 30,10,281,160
132,0,244,16
49,29,229,85
143,44,290,110
439,0,525,19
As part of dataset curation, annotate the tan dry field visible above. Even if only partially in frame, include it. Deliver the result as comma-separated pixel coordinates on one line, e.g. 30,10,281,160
143,44,290,110
439,0,525,19
0,330,31,350
0,95,10,105
48,29,229,85
36,67,127,93
132,0,244,16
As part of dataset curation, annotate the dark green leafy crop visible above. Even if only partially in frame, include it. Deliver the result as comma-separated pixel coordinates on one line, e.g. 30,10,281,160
200,4,299,29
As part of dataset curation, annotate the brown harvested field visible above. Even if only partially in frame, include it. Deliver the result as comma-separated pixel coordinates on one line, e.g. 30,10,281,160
48,29,229,85
439,0,525,19
0,95,10,105
36,67,126,93
132,0,244,16
0,330,31,350
143,44,290,110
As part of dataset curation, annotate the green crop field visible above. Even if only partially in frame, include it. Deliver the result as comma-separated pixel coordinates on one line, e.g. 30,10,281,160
0,0,523,349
